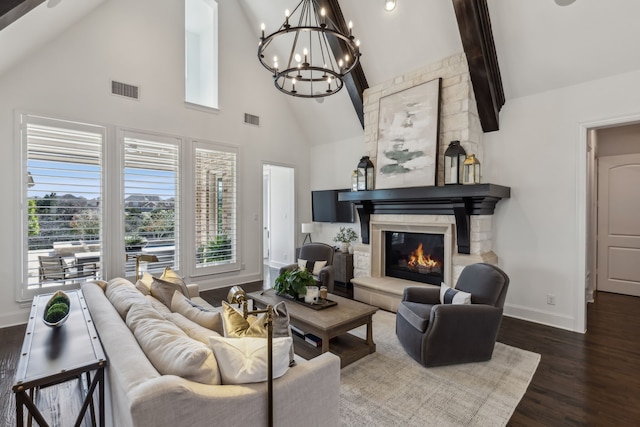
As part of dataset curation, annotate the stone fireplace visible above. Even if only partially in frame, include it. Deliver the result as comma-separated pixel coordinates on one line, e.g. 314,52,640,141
346,210,502,312
336,52,509,312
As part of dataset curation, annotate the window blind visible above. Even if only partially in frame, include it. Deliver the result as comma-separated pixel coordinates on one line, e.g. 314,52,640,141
194,146,237,268
123,136,179,277
25,119,103,289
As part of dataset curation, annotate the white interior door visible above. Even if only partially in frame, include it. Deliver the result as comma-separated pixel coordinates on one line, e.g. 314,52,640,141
597,154,640,296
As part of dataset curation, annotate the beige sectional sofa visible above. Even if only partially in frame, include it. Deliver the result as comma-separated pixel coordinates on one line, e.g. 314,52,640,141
82,279,341,427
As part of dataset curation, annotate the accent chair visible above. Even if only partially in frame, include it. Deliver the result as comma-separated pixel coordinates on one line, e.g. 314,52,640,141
395,263,509,367
279,242,335,292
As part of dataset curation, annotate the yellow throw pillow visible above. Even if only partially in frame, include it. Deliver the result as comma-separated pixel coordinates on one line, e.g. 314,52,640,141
221,301,267,338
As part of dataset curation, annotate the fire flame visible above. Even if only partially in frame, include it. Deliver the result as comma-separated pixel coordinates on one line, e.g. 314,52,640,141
407,243,439,269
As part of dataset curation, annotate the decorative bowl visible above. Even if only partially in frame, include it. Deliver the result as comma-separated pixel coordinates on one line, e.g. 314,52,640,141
42,291,71,328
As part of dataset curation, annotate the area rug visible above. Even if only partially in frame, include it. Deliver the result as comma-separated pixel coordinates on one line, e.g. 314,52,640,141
340,310,540,427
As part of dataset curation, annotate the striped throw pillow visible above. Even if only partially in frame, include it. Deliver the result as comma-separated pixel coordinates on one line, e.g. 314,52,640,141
440,282,472,304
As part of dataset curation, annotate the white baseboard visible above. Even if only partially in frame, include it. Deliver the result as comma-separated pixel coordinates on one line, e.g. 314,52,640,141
504,303,577,332
0,308,29,329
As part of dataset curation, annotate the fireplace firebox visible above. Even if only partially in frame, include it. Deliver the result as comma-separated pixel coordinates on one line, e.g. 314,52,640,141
384,231,445,285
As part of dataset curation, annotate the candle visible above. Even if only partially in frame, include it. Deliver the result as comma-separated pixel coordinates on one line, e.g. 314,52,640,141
260,23,265,38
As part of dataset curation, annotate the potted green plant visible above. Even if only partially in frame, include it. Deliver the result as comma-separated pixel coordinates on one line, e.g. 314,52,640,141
125,234,147,252
274,268,315,299
333,227,358,253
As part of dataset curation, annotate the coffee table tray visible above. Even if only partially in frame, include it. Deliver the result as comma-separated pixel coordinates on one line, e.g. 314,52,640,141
276,293,337,310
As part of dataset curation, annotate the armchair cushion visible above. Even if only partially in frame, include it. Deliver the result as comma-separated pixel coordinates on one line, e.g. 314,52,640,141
397,301,433,333
439,283,471,304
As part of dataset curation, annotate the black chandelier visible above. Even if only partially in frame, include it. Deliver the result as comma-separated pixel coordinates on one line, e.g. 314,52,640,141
258,0,361,99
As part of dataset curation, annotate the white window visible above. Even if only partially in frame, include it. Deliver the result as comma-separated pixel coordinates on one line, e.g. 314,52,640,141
123,133,180,278
185,0,218,109
194,143,238,273
20,114,105,299
18,114,240,300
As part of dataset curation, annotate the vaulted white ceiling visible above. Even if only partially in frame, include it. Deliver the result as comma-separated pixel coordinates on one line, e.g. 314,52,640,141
239,0,640,144
3,0,640,145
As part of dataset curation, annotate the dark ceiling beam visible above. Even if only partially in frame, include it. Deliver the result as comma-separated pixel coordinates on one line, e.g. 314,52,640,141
452,0,505,132
0,0,45,32
323,0,369,128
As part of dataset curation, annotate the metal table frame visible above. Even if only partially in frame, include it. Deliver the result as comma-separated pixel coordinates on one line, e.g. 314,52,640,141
12,290,107,427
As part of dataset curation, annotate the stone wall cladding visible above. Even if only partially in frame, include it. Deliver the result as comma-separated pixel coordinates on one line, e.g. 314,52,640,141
362,52,483,187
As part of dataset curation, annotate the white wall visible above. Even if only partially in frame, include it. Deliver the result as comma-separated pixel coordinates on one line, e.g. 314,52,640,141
483,68,640,332
308,135,363,247
0,0,312,327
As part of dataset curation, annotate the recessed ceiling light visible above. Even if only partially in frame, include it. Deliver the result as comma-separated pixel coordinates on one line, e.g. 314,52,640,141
384,0,396,12
555,0,576,6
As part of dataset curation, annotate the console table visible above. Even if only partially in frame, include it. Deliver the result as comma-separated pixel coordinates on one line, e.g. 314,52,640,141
12,289,107,427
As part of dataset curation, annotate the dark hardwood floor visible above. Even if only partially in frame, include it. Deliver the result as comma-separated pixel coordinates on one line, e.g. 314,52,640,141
500,291,640,426
1,284,639,426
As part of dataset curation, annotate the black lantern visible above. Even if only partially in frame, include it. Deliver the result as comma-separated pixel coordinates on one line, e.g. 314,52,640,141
357,156,374,190
444,140,466,185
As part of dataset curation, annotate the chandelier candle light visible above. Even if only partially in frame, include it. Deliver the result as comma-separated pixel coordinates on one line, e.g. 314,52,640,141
258,0,361,98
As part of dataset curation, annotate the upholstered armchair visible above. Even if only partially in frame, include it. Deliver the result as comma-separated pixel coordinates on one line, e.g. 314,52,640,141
395,263,509,367
279,243,335,292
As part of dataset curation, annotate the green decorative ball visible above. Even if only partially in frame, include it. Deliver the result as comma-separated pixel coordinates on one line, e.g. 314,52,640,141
48,295,70,308
45,302,69,323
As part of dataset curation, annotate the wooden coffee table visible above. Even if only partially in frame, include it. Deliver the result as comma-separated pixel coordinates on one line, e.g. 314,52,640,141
248,289,377,367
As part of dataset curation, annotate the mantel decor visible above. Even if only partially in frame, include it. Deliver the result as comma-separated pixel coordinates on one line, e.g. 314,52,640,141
375,78,441,189
338,183,510,254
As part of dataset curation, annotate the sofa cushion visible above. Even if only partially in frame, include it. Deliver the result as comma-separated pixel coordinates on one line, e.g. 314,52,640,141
105,279,149,319
126,304,221,385
146,295,172,315
164,312,221,345
171,292,223,334
208,336,292,385
150,277,187,307
440,282,471,305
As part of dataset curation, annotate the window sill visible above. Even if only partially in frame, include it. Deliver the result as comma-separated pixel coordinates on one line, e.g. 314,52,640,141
184,102,220,114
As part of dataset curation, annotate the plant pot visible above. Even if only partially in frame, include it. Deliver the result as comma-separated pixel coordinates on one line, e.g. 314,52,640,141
340,242,349,253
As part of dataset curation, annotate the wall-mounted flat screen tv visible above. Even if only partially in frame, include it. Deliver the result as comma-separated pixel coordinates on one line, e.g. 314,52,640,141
311,189,355,223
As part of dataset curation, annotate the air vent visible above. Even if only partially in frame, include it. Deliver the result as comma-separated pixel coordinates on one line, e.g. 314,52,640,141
244,113,260,127
111,80,140,100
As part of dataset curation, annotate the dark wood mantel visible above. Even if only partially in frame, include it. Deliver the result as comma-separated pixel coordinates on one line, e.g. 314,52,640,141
338,184,510,254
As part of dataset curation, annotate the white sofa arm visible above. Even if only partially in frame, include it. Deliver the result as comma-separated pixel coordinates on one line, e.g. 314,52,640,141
186,283,200,298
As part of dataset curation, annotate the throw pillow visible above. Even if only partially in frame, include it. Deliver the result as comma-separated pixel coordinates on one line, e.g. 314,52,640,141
221,301,267,337
297,259,328,275
150,276,187,307
126,304,221,385
440,282,472,305
135,272,154,296
208,336,292,385
272,301,296,367
164,312,221,345
171,292,223,335
160,267,190,298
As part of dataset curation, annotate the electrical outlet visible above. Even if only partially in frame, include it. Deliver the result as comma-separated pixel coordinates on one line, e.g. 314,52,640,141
547,294,556,305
